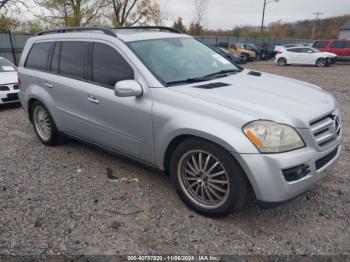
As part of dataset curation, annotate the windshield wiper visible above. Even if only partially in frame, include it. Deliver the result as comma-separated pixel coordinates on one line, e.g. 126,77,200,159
203,69,241,78
166,69,241,86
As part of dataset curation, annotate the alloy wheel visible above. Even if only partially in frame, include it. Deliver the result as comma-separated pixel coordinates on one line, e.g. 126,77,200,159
177,150,230,209
33,106,52,141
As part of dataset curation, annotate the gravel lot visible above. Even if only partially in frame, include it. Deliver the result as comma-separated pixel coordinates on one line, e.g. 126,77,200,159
0,61,349,256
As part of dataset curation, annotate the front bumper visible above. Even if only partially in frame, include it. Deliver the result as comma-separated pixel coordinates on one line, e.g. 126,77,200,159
0,90,20,104
233,143,340,203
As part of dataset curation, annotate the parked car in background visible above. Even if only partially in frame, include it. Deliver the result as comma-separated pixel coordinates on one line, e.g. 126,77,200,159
274,43,312,53
275,43,337,64
0,57,19,105
243,44,272,61
275,47,334,67
313,39,350,61
212,46,246,64
19,27,341,217
230,43,256,61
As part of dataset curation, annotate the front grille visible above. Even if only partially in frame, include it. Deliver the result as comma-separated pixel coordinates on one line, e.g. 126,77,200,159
1,93,18,102
315,147,338,170
0,85,10,91
310,113,341,148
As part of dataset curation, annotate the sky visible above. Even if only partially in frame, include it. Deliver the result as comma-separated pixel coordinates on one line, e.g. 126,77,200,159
158,0,350,29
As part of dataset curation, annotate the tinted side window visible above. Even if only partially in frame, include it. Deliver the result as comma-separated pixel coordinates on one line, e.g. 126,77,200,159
331,41,345,48
25,42,53,71
345,41,350,48
287,48,299,53
313,41,329,48
92,43,134,87
59,41,88,79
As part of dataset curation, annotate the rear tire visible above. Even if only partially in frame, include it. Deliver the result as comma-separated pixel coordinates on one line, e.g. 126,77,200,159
31,101,63,146
316,58,326,67
277,57,287,66
169,138,249,217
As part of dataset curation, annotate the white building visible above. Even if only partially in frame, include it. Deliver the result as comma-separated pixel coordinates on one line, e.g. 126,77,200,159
339,19,350,39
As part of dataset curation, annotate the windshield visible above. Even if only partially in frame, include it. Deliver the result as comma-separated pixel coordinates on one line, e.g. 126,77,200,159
310,47,320,53
0,59,16,72
129,38,240,85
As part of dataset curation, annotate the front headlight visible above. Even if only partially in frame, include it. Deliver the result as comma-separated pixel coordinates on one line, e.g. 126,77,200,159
243,120,305,153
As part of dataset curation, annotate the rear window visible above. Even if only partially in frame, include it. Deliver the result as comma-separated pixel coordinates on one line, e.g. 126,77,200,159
59,41,88,79
331,41,345,48
25,42,54,71
313,41,329,48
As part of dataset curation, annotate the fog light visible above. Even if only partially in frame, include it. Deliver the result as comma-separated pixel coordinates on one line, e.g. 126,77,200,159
282,164,310,182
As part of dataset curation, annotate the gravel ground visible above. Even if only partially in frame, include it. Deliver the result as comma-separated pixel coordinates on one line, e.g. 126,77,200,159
0,61,349,256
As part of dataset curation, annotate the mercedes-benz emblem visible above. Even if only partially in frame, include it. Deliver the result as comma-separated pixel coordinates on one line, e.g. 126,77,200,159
331,115,341,135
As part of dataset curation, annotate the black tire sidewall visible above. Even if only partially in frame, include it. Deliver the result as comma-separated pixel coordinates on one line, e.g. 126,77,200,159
278,57,287,66
316,58,326,67
169,138,249,217
31,101,59,145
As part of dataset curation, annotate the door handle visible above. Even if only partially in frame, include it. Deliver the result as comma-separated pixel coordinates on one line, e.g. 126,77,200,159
44,81,53,88
87,95,100,104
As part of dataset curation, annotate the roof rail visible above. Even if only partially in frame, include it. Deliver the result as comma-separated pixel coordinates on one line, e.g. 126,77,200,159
114,26,182,34
36,27,116,37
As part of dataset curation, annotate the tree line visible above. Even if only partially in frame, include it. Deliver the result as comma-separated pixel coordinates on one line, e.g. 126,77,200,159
172,14,350,39
0,0,348,39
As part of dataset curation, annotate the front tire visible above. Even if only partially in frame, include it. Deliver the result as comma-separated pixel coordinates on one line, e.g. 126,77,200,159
316,58,326,67
31,101,62,146
170,138,249,217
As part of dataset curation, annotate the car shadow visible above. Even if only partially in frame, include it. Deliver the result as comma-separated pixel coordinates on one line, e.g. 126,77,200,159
0,102,21,111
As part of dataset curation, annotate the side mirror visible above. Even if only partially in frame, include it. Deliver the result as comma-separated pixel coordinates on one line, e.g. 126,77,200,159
114,80,143,97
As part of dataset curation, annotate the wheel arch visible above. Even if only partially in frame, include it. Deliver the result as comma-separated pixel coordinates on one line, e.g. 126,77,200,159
162,133,256,199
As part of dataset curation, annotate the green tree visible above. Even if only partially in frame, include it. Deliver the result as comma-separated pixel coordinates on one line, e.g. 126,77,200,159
188,22,202,35
109,0,162,27
35,0,107,26
0,15,16,31
173,17,186,33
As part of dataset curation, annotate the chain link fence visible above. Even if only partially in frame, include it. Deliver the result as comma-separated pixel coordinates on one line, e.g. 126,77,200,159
196,36,313,49
0,31,313,66
0,32,32,66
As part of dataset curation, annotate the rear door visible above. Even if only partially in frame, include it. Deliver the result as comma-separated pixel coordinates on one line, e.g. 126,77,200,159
43,41,92,140
83,41,154,163
285,48,300,63
344,41,350,57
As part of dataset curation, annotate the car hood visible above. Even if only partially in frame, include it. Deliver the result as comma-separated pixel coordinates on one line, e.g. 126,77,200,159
322,52,337,57
0,71,17,84
168,70,336,128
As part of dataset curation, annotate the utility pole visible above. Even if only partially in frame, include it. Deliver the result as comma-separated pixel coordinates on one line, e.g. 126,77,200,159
261,0,279,32
311,12,323,39
261,0,267,32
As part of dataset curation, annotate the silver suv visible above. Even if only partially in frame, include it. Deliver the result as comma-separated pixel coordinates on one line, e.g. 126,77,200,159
18,27,341,217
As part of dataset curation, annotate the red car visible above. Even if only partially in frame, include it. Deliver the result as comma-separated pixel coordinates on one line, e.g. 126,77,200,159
313,39,350,61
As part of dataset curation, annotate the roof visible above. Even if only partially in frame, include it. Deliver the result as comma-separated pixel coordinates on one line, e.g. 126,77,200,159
340,19,350,30
116,31,190,42
34,27,190,43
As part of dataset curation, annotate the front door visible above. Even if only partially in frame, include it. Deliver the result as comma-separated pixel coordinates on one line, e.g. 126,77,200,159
85,42,154,163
